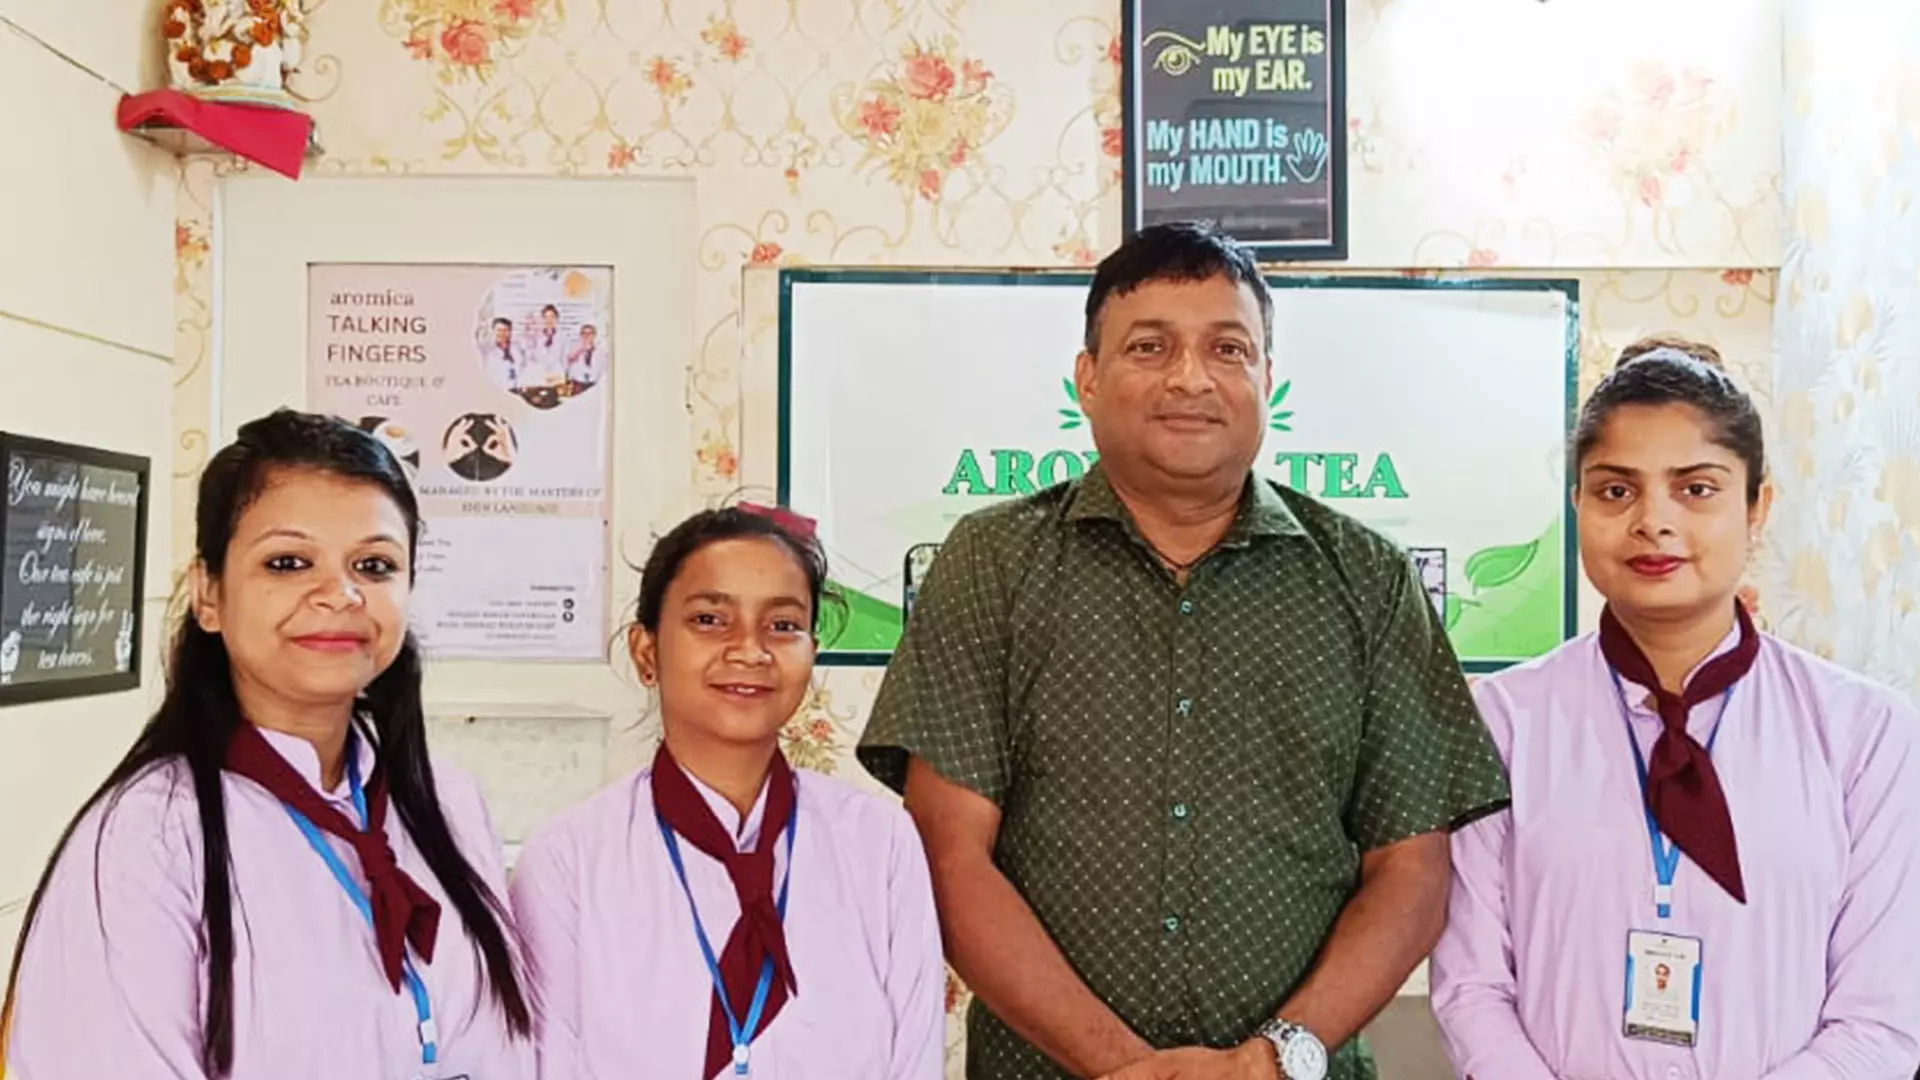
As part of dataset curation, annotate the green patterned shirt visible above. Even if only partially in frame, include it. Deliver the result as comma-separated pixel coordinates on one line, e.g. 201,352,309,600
858,466,1510,1080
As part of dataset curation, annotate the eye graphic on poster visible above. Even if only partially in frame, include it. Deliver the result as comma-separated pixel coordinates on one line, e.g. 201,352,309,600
442,412,518,482
474,268,609,412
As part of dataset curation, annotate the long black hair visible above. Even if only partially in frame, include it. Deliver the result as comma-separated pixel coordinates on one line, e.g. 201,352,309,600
2,409,531,1074
1571,334,1767,503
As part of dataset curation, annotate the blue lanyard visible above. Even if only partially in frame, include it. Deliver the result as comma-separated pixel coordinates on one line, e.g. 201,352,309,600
655,805,798,1077
282,737,439,1068
1610,671,1734,920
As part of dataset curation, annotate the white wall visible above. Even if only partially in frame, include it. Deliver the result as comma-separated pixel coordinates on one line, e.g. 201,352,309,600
0,8,176,946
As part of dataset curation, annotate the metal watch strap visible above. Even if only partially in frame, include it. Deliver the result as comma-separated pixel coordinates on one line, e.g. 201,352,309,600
1256,1018,1325,1080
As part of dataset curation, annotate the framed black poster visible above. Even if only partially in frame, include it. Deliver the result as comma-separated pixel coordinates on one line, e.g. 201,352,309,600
1123,0,1347,260
1,434,150,706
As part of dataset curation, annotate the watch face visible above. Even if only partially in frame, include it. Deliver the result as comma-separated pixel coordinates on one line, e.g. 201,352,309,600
1281,1035,1328,1080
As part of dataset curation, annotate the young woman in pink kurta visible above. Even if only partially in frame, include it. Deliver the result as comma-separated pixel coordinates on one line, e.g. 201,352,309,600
3,410,533,1080
510,506,946,1080
1429,340,1920,1079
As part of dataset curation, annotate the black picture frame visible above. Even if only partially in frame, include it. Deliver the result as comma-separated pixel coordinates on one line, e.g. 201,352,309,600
0,433,151,707
1122,0,1348,261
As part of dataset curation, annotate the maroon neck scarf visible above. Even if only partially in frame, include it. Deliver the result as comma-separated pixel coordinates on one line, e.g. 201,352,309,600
1598,602,1760,904
225,722,441,989
651,743,799,1080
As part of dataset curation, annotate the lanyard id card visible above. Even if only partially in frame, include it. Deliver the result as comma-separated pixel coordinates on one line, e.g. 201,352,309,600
283,734,440,1073
1623,929,1703,1046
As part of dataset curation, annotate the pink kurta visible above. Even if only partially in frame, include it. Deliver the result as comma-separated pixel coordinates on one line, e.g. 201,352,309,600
1431,631,1920,1080
509,763,945,1080
6,727,534,1080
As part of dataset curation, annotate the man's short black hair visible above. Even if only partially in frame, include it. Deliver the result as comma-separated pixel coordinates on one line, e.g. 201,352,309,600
1082,221,1272,355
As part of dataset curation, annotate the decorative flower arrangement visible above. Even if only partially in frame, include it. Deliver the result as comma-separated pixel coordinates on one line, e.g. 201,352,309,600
839,37,1010,202
381,0,555,82
162,0,307,105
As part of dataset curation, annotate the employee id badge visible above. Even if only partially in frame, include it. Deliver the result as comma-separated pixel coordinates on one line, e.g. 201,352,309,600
1623,929,1703,1046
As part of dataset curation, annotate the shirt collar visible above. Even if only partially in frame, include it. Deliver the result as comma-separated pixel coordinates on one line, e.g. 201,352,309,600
1607,622,1745,714
680,767,772,852
1063,461,1305,543
254,724,377,810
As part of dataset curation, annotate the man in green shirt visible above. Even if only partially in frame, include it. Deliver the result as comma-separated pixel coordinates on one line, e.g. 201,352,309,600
858,222,1510,1080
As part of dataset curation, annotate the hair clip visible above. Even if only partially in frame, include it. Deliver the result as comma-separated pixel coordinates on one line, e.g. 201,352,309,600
738,501,818,540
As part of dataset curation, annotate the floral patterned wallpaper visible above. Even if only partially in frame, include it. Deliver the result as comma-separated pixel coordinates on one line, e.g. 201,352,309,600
1762,4,1920,697
165,1,1789,1070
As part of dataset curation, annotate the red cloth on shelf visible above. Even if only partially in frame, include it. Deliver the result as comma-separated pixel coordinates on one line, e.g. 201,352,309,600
116,89,312,179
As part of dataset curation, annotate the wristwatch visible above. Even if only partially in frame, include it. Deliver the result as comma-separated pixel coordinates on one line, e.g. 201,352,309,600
1255,1018,1327,1080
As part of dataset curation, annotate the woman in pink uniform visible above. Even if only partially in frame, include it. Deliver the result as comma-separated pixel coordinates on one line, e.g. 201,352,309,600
1429,338,1920,1079
3,410,533,1079
511,505,945,1080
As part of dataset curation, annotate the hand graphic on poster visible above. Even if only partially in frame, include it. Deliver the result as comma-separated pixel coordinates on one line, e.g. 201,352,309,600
114,611,135,671
1286,128,1330,184
442,412,518,482
1,629,20,684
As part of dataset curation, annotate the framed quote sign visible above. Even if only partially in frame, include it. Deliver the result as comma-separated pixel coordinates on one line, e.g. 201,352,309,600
1,434,150,705
1122,0,1347,260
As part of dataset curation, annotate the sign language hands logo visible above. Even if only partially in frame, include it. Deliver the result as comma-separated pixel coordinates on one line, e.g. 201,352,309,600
1,629,20,684
1286,128,1330,184
442,412,518,483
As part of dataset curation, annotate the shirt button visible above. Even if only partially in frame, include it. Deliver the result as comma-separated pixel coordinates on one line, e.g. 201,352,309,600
1172,803,1191,820
1178,599,1194,615
1163,915,1181,933
1175,698,1192,716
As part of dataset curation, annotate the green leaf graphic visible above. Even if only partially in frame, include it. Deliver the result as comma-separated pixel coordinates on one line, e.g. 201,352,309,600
1464,538,1540,593
1063,378,1081,404
1061,418,1083,430
1268,410,1295,432
1443,593,1463,630
1269,380,1292,408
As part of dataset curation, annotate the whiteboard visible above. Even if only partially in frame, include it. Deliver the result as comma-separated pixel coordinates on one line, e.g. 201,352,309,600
777,270,1577,671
